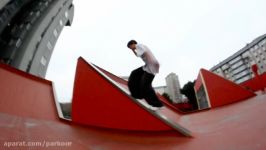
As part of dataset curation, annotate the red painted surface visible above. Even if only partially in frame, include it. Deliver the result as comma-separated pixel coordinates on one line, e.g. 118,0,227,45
200,69,256,108
1,60,266,149
1,92,266,149
94,64,128,85
252,64,259,77
194,72,203,91
72,57,174,131
0,63,58,121
157,94,193,113
240,72,266,92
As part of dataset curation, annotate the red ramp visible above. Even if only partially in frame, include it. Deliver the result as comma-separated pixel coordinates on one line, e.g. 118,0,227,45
72,57,192,136
194,69,256,109
1,59,266,149
0,63,60,121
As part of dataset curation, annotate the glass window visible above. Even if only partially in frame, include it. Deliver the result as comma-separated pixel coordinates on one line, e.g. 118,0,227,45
231,60,244,69
59,19,63,26
232,65,246,75
222,64,229,70
250,48,254,52
242,51,250,58
40,56,47,66
53,29,58,37
47,41,53,50
15,39,22,48
65,11,69,18
263,39,266,45
229,56,241,65
234,70,249,79
259,40,264,46
235,75,251,84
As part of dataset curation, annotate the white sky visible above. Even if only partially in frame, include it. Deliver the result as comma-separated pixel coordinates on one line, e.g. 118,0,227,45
46,0,266,102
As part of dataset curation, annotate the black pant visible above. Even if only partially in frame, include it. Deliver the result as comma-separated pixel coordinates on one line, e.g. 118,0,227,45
128,67,163,107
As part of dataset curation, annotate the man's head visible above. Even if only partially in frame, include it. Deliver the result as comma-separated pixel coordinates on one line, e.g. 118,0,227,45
127,40,137,50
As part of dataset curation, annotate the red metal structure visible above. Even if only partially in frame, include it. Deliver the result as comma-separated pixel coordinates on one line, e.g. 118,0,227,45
0,63,59,121
194,68,256,109
72,57,191,136
1,58,266,149
241,72,266,92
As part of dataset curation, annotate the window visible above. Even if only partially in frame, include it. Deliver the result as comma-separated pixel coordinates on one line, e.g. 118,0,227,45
231,60,244,69
232,65,247,75
234,70,249,79
222,64,229,70
40,56,47,66
242,51,250,58
235,75,251,84
250,48,254,52
59,19,63,26
47,41,53,50
15,39,22,48
259,40,265,47
65,11,68,18
263,39,266,45
53,29,58,37
229,56,241,65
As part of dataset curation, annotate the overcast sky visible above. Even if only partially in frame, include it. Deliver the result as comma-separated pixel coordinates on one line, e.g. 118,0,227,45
46,0,266,102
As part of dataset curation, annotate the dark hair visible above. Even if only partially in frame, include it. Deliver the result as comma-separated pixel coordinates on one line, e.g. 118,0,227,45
127,40,137,48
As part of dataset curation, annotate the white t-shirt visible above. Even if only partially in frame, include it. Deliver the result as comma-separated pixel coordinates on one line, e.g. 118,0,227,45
135,44,160,75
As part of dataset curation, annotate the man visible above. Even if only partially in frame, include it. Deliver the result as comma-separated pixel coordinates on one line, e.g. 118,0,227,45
127,40,163,108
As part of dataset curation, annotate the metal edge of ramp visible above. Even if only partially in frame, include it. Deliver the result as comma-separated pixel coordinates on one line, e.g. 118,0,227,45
83,58,192,137
51,82,71,122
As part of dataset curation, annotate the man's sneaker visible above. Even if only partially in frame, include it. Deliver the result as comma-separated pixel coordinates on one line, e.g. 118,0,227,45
149,106,164,111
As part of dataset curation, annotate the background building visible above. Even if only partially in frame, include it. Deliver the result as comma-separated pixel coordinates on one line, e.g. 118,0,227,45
165,73,182,103
0,0,74,78
154,86,167,95
210,34,266,83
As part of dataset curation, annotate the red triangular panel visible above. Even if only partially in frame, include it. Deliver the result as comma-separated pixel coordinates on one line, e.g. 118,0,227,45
0,63,58,121
71,57,174,131
200,69,256,108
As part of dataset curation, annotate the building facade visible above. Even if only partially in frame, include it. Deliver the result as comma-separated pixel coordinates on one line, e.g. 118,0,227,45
154,86,167,95
210,34,266,84
165,73,182,103
0,0,74,78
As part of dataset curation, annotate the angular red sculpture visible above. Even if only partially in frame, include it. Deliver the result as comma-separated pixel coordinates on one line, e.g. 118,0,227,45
72,57,183,131
0,63,59,121
195,68,256,109
1,59,266,149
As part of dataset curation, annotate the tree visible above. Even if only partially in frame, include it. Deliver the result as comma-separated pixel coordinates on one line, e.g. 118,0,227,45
180,80,198,109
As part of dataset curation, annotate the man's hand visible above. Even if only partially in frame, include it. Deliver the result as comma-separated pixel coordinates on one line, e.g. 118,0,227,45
132,49,137,56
